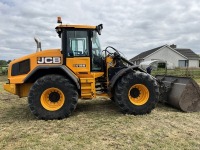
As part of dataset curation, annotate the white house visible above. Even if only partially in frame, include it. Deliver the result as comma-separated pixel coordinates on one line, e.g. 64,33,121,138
130,44,200,68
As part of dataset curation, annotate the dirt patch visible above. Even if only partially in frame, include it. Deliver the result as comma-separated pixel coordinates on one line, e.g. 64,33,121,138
0,92,19,101
0,75,7,82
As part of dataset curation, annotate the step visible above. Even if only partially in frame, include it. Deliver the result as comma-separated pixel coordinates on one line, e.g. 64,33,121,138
81,93,92,97
81,86,92,90
80,78,94,83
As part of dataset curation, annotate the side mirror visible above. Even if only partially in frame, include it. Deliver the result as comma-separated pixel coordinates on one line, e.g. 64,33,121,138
96,24,103,35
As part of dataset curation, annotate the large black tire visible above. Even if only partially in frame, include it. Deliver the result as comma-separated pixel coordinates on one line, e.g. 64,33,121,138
28,74,78,120
114,72,159,115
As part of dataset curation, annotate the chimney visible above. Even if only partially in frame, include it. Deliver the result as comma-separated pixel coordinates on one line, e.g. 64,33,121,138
170,44,177,49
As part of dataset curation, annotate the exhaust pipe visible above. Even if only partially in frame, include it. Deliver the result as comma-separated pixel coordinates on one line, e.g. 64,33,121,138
34,37,42,52
156,75,200,112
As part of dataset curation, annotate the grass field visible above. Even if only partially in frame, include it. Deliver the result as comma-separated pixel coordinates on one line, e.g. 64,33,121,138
152,68,200,78
0,75,200,149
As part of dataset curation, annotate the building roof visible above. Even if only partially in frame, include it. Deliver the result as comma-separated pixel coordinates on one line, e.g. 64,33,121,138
130,45,164,61
175,48,200,59
130,45,200,61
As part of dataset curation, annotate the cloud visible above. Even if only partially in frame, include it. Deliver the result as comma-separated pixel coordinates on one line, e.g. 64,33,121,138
0,0,200,61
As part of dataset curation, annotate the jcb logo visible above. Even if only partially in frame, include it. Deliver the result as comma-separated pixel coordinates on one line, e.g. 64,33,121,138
37,57,61,64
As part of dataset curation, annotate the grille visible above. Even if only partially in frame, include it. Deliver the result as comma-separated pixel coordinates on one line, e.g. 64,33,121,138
11,59,30,76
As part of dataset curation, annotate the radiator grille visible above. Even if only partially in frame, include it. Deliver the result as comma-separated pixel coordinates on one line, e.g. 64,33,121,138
11,59,30,76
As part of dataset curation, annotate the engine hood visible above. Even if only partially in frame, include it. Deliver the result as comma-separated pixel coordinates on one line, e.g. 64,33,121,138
9,49,62,66
7,49,63,81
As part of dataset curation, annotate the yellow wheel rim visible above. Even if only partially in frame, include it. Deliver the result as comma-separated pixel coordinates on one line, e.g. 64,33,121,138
128,84,149,106
40,87,65,111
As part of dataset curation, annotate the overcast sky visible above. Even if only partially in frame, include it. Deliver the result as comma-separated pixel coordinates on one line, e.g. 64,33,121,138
1,0,200,60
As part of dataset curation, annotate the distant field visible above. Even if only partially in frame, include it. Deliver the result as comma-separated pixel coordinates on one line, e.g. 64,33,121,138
0,75,200,149
152,68,200,79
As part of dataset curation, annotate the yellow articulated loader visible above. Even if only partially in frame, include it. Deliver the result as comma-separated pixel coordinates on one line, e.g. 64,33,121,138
4,17,200,120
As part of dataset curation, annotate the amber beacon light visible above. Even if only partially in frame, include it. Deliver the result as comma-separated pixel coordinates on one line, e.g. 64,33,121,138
57,17,62,24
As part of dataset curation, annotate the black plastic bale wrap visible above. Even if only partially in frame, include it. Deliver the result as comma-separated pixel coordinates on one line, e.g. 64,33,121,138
156,75,200,112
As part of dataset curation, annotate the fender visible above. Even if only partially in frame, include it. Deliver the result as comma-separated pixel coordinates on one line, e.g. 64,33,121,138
24,65,80,89
109,65,146,91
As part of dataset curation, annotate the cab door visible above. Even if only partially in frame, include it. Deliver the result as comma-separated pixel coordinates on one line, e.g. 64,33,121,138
91,31,103,71
66,30,91,74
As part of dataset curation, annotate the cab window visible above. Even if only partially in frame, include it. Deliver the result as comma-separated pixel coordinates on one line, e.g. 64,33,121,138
91,31,103,71
67,31,89,57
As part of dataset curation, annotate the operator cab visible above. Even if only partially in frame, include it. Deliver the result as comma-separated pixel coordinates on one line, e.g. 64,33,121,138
55,17,103,72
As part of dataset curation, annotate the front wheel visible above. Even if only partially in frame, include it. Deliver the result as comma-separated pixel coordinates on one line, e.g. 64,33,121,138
28,74,78,120
114,72,159,115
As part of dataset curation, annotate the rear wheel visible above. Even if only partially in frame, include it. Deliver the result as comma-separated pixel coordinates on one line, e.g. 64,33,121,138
114,72,159,115
28,74,78,120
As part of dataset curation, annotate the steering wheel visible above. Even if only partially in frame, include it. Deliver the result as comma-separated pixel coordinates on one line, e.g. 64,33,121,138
84,49,89,56
74,51,82,55
103,46,120,57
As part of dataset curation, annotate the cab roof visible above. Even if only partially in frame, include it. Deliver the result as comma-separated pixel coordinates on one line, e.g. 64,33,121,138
55,24,96,29
55,23,103,37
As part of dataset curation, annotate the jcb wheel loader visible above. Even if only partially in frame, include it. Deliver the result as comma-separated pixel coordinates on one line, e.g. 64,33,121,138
3,17,200,120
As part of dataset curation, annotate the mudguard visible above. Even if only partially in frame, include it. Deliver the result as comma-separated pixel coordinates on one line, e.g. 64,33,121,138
24,65,80,89
109,65,145,91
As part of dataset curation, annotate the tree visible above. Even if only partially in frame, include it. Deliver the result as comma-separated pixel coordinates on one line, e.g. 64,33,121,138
7,60,11,64
0,60,7,65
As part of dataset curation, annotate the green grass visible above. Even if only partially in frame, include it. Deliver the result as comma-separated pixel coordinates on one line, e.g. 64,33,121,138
152,68,200,78
195,78,200,84
0,76,7,92
0,84,3,92
152,69,200,84
0,76,200,149
0,87,200,149
1,95,200,150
